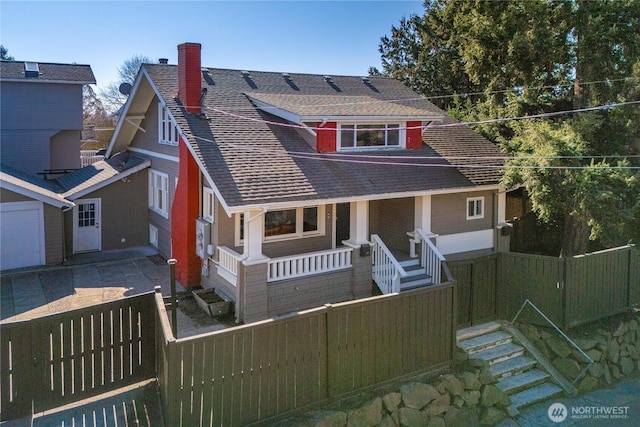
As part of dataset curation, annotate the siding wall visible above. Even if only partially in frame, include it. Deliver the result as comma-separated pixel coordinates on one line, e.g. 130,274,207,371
431,191,494,235
43,204,63,264
79,171,149,251
127,98,179,259
370,198,414,252
0,82,83,175
50,130,82,170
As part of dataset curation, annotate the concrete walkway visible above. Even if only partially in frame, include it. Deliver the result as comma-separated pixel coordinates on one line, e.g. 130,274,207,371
497,374,640,426
0,247,175,323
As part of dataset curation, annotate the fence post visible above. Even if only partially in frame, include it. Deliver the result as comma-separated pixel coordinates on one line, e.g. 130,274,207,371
562,256,568,330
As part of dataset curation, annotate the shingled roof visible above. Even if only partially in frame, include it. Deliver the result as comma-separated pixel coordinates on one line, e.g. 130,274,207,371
142,64,503,209
0,61,95,84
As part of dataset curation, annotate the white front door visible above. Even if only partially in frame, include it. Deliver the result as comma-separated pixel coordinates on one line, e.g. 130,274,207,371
74,198,101,253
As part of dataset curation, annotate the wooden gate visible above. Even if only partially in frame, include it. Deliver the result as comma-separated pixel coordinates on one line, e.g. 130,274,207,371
0,293,156,422
450,254,499,328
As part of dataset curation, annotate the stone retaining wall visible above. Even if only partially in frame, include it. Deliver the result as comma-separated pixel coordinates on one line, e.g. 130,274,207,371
517,316,640,394
291,371,510,427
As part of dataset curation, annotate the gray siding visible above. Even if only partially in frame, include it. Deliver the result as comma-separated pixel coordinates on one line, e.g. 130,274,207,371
80,170,149,251
0,82,83,175
50,130,82,170
370,198,414,251
267,270,354,317
43,204,64,264
431,191,494,235
128,104,180,259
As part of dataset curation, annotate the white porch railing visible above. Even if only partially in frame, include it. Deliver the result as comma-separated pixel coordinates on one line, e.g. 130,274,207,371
217,246,241,286
267,247,353,283
371,234,408,294
416,228,450,284
80,150,104,166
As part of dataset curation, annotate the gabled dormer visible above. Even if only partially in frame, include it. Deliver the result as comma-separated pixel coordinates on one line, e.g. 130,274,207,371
246,90,443,153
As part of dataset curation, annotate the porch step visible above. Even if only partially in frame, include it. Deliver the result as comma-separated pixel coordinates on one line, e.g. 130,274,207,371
496,369,550,395
457,321,502,342
509,382,563,410
458,330,512,355
469,342,525,365
490,355,538,379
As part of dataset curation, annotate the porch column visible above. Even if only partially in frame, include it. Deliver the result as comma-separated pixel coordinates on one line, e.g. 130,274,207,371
414,195,432,234
242,209,268,263
348,200,369,246
238,209,269,323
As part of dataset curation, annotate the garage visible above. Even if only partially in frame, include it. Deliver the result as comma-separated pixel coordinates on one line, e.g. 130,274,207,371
0,201,45,270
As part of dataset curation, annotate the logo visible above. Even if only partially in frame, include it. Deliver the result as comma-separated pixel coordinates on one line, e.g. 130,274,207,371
548,402,568,423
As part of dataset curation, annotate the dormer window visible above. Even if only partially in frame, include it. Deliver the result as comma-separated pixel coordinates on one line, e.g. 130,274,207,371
338,123,404,150
158,103,179,146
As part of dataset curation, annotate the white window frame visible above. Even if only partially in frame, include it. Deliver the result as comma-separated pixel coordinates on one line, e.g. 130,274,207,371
149,224,159,248
337,122,406,151
202,187,215,223
149,169,169,218
158,103,179,146
234,206,325,245
466,197,484,220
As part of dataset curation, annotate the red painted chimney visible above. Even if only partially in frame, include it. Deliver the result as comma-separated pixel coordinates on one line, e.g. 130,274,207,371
178,42,202,113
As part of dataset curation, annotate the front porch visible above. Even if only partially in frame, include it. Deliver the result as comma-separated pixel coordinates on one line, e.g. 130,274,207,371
211,229,448,323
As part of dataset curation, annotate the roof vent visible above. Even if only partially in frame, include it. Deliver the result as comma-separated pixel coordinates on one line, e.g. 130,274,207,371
158,58,169,64
241,70,251,77
361,76,370,84
282,72,290,79
322,75,333,83
24,62,40,78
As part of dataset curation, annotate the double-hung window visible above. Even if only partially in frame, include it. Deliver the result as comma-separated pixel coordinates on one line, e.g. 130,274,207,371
466,197,484,220
149,169,169,218
202,187,215,223
158,103,179,145
339,123,401,150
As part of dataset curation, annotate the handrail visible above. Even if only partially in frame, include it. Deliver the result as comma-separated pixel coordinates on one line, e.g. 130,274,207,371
512,299,593,384
371,234,407,294
416,228,452,284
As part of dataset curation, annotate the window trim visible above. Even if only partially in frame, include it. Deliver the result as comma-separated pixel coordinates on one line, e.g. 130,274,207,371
158,102,179,146
337,122,406,151
202,186,215,223
149,169,169,218
234,205,325,245
466,197,484,220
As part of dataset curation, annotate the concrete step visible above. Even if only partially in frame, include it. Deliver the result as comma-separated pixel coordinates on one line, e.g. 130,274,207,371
490,355,538,379
509,382,563,410
458,330,512,355
456,321,502,342
470,342,524,365
496,369,551,395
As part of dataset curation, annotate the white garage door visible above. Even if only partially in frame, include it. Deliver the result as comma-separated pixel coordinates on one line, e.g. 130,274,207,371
0,201,45,270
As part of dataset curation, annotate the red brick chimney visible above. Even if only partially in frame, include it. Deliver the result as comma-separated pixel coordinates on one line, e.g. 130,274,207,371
178,42,202,113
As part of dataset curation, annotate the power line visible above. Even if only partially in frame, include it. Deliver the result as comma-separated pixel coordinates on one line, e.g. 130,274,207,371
191,136,640,171
204,100,640,133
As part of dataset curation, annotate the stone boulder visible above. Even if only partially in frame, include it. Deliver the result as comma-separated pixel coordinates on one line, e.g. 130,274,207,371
400,383,440,410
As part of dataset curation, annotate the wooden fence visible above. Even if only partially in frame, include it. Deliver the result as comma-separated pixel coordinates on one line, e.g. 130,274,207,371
0,293,156,422
155,282,456,426
452,245,640,330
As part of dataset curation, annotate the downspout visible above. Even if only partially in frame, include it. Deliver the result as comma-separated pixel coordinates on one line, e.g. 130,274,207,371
493,191,499,254
61,205,73,265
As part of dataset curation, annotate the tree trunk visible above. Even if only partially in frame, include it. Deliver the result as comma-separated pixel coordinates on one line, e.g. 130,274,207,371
560,203,589,257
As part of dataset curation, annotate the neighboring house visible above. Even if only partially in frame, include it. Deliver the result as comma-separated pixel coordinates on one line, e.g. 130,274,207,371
0,153,150,270
0,61,96,176
106,42,510,323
